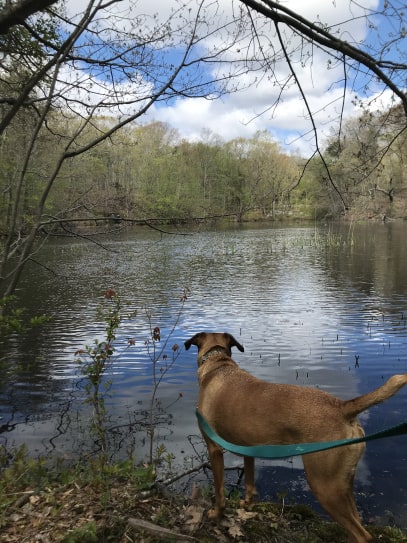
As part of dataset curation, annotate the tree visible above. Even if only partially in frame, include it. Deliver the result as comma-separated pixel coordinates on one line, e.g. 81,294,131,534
240,132,298,218
322,103,407,219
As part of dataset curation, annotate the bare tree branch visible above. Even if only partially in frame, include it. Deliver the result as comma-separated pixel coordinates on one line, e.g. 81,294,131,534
273,19,348,211
0,0,101,135
239,0,407,117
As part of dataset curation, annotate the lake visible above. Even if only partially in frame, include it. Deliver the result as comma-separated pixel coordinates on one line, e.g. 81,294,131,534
1,221,406,529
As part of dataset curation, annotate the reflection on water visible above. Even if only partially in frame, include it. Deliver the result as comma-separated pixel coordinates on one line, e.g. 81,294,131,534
1,222,407,527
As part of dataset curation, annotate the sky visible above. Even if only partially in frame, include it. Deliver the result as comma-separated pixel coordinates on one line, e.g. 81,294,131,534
63,0,403,156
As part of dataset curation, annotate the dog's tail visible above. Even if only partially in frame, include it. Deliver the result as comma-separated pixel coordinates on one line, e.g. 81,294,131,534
342,374,407,419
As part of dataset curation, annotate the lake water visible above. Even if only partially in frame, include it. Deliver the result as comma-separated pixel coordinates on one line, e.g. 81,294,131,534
1,221,407,529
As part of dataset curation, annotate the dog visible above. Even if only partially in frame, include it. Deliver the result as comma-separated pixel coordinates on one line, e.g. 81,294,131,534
184,331,407,543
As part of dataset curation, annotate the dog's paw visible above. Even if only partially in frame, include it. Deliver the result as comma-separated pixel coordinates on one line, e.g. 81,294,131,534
207,507,222,520
239,498,254,510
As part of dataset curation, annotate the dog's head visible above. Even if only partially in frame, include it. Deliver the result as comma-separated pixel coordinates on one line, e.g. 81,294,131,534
184,332,244,365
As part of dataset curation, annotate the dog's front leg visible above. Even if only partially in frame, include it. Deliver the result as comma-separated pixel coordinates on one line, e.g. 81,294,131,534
241,456,257,508
206,439,226,519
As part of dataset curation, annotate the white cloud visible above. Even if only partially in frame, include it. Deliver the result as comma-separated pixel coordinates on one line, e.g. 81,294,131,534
148,82,359,155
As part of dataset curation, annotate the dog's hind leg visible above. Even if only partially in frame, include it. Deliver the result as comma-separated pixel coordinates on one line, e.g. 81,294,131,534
309,480,372,543
241,456,257,509
303,449,372,543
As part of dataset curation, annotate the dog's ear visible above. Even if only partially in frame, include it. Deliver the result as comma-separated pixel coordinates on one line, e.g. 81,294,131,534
184,332,206,350
225,333,244,352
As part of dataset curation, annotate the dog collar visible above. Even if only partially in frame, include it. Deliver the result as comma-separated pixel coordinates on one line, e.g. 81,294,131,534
198,347,228,366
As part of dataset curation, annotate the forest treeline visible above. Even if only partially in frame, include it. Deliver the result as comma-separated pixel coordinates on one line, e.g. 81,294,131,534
1,102,407,236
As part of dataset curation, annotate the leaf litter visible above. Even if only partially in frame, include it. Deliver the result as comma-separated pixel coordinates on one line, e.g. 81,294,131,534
0,477,406,543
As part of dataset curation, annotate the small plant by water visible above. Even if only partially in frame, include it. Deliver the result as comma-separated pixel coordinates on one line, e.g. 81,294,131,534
75,289,127,469
74,287,189,472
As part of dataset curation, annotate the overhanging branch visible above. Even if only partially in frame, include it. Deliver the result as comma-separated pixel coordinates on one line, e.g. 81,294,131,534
0,0,58,34
239,0,407,117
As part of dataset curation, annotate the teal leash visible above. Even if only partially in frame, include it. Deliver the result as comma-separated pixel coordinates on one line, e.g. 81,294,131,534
196,409,407,459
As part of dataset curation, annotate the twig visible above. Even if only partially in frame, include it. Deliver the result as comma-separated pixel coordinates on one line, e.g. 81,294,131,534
127,518,198,542
157,461,211,487
135,461,211,499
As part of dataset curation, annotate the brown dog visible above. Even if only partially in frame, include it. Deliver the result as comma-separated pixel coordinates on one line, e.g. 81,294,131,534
184,331,407,543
